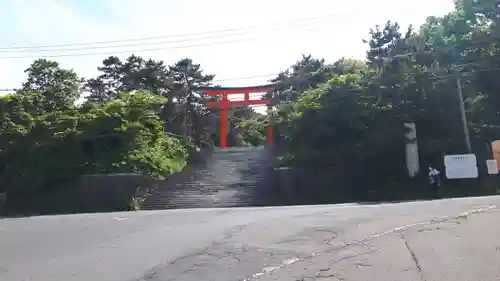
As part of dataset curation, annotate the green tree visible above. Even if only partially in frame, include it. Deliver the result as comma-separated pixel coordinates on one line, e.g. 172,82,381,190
18,59,84,111
86,55,171,102
86,56,218,147
165,58,215,145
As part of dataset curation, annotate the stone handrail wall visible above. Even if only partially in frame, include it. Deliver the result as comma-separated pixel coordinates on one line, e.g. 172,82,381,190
5,174,160,215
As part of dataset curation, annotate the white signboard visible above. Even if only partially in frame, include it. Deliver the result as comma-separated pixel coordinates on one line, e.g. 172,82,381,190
444,154,478,179
486,159,499,175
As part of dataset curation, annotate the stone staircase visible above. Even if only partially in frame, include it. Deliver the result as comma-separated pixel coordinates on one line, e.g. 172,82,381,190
140,146,278,210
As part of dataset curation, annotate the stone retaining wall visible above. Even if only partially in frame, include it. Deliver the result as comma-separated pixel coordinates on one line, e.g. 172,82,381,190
5,174,159,215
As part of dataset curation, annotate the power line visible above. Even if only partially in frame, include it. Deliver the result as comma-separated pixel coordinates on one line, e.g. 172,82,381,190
1,34,499,90
0,38,251,59
371,35,500,63
1,19,497,61
212,74,278,83
0,9,368,51
217,39,500,84
0,21,329,54
0,74,279,92
1,62,498,93
0,25,328,59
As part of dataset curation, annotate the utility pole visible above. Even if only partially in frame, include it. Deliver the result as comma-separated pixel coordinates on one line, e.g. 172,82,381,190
456,76,472,153
182,74,188,138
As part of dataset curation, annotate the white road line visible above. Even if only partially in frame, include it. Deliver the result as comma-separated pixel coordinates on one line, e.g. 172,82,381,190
111,217,128,221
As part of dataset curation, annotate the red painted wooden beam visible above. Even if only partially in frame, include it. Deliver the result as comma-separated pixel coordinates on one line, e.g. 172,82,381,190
220,109,228,148
206,99,269,108
199,84,277,95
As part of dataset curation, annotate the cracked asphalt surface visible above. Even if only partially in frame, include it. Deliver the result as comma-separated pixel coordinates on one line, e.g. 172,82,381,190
1,196,499,281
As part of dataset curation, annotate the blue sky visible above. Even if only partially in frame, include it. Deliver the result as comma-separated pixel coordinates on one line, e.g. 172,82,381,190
0,0,455,92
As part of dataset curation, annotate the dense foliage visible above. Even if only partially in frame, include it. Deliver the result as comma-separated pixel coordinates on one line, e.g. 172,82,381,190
0,90,188,193
1,0,499,201
272,0,500,199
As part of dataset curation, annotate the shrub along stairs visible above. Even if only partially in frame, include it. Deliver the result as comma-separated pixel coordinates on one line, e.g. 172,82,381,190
140,146,279,210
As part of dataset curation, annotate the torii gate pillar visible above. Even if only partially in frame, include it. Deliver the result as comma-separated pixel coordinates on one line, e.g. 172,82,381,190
266,106,275,145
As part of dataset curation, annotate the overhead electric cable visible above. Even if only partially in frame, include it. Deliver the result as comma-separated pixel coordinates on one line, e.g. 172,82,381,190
0,9,369,51
0,20,330,53
0,25,331,59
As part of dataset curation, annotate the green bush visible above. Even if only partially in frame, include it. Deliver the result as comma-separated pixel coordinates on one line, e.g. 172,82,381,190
0,91,189,194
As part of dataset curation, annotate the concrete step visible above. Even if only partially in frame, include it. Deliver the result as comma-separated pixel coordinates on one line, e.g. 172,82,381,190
140,147,278,210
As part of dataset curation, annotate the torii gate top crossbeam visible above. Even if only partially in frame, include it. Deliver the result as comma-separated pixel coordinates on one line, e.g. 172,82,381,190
197,84,277,95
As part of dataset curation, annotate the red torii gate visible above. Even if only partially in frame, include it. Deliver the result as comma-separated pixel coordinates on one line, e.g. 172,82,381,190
199,84,277,148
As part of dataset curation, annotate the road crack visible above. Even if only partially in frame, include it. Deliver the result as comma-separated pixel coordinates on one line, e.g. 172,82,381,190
245,205,496,281
134,223,251,281
334,246,377,265
401,234,425,281
277,227,339,246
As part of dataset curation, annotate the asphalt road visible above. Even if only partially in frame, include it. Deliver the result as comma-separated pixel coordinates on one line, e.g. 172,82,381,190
1,196,499,281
